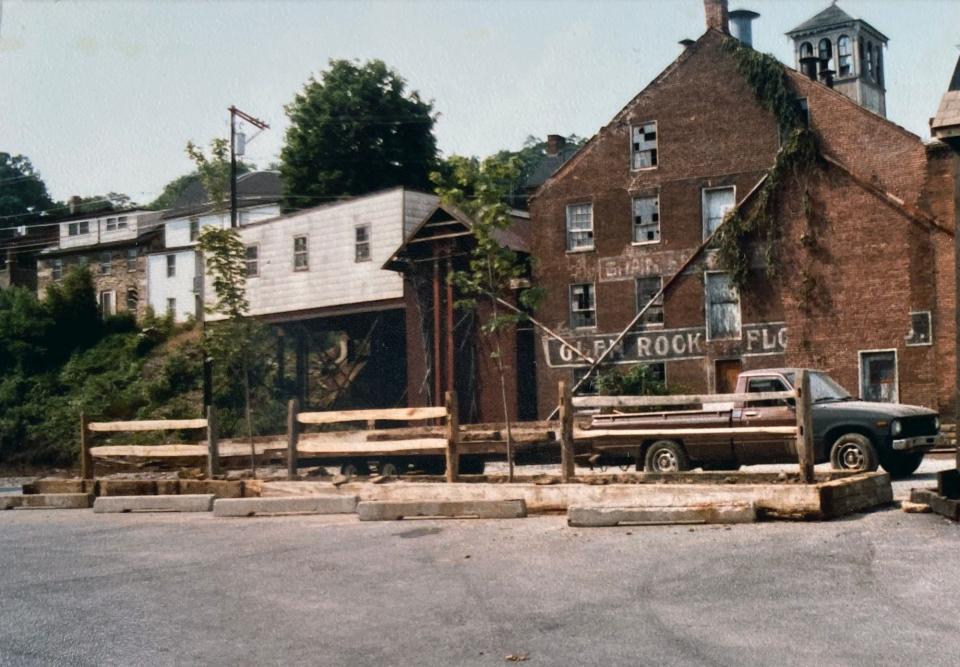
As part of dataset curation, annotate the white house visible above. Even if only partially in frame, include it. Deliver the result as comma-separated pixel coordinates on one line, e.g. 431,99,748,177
206,187,437,321
147,171,282,321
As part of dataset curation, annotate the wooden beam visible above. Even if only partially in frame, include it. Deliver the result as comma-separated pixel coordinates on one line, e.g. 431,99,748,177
87,419,208,432
297,406,449,424
296,438,448,456
287,398,299,480
90,444,209,458
573,391,796,408
80,413,93,480
445,390,459,482
578,426,799,439
206,406,221,478
559,381,575,483
408,231,473,243
795,369,815,483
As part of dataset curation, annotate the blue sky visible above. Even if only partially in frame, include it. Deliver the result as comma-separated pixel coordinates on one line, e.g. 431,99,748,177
2,0,959,205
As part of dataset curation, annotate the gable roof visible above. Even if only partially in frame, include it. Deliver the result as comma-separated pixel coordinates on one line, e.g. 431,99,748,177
786,2,888,42
162,171,282,219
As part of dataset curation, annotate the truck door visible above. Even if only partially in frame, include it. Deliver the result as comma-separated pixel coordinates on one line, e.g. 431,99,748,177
733,375,796,464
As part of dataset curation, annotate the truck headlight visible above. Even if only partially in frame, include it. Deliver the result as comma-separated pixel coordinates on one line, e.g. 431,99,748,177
891,420,902,436
934,416,941,432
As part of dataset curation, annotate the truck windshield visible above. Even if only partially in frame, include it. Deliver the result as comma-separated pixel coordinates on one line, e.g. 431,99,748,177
784,371,852,402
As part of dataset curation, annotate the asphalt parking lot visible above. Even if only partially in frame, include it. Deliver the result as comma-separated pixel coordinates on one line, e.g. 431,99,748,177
1,457,958,666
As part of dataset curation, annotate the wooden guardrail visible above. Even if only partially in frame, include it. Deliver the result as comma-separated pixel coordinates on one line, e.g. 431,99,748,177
287,391,460,482
559,369,816,483
81,407,219,480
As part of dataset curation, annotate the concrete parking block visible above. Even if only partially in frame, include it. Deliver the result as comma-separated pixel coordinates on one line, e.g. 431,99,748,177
213,495,358,517
567,503,757,527
1,496,23,510
93,494,214,513
357,499,526,521
20,494,93,509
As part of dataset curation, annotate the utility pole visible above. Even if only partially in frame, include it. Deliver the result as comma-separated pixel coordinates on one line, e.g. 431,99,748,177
228,106,270,228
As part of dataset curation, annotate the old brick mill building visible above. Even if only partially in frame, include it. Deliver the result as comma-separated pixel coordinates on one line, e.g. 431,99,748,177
527,0,958,418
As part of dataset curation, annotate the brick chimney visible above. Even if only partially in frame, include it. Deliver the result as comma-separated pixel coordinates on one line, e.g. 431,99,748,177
68,195,81,215
546,134,566,156
704,0,729,34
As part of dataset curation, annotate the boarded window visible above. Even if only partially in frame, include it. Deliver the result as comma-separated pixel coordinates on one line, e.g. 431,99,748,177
632,196,660,244
355,225,371,262
166,254,176,278
245,245,259,277
294,236,309,270
635,276,664,327
906,311,932,346
566,203,593,251
703,187,735,239
631,122,658,169
569,283,596,328
705,273,740,340
860,351,897,402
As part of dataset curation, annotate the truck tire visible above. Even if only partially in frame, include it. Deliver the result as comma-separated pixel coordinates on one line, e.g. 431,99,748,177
644,440,690,473
829,433,879,473
881,451,924,479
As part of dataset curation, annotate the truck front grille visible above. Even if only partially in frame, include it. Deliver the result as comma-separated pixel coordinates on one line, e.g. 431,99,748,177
900,416,938,438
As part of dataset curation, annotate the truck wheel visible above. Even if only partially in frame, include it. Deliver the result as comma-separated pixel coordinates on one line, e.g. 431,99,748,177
881,452,924,479
644,441,690,473
829,433,879,473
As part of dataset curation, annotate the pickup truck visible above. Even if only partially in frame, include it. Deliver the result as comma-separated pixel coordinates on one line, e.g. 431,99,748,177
586,367,943,478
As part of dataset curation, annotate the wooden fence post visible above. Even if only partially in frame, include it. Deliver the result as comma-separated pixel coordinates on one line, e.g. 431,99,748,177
287,398,300,481
559,380,575,483
80,412,93,480
795,369,815,484
206,405,221,478
445,391,459,483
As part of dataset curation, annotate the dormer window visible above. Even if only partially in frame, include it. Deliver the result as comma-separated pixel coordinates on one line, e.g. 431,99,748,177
631,122,658,170
837,35,852,76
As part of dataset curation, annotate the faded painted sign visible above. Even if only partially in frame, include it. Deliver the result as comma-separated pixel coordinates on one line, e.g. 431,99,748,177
544,322,787,368
598,253,683,283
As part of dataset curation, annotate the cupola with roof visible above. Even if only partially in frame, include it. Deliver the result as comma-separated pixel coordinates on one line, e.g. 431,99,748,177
786,1,888,117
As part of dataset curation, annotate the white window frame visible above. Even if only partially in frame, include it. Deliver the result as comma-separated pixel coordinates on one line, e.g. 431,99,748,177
99,290,116,317
702,185,736,240
858,349,899,403
905,311,933,347
704,271,741,342
293,235,309,271
166,253,176,278
355,224,371,263
245,244,260,278
630,121,658,171
565,203,594,252
68,221,90,237
569,282,597,329
635,275,664,328
631,195,661,245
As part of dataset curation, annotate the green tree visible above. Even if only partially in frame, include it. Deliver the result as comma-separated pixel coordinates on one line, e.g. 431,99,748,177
186,138,231,213
280,59,438,210
44,266,103,361
0,152,54,221
432,155,544,481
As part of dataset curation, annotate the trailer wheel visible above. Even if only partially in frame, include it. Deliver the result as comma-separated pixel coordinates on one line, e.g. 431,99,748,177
340,461,367,478
379,461,400,477
829,433,879,473
644,441,690,473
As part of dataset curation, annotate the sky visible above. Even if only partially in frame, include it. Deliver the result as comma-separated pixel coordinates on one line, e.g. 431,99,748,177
2,0,960,207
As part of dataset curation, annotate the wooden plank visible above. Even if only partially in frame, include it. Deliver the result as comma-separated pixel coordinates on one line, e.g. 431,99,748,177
295,438,448,456
559,380,574,483
80,413,93,480
287,398,299,480
407,231,473,243
572,391,796,408
576,426,798,439
90,444,209,458
88,419,208,432
795,369,815,483
445,391,459,482
297,406,448,425
206,406,221,477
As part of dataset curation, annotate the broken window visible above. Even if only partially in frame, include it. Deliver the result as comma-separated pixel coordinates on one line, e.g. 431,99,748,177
838,35,852,76
355,224,371,262
569,283,596,328
635,276,664,327
565,203,594,251
99,252,112,276
705,272,741,340
906,311,932,346
631,122,658,169
860,350,898,403
245,245,259,277
166,253,176,278
702,186,735,239
632,196,660,244
294,235,309,271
